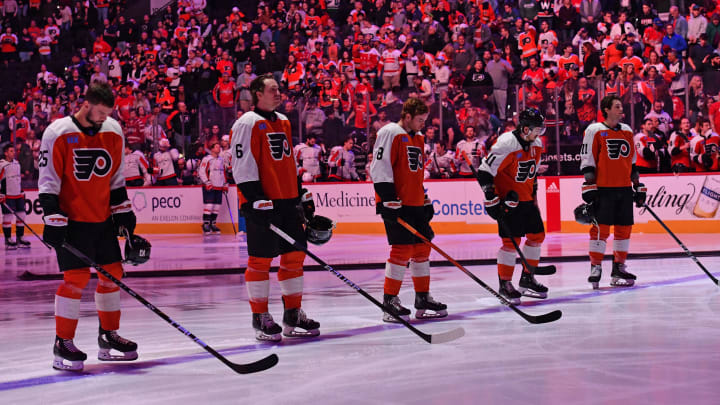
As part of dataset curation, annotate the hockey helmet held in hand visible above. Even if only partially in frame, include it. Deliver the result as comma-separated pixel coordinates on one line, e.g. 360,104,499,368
306,215,336,245
574,203,597,225
124,234,151,265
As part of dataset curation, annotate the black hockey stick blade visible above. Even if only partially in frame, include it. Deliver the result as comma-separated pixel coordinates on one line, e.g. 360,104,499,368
227,353,279,374
531,264,556,275
511,306,562,324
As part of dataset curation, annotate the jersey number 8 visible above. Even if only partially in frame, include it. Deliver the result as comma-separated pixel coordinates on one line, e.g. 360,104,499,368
376,147,384,160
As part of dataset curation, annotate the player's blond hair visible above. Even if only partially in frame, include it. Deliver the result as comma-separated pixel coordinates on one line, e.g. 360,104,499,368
401,97,429,118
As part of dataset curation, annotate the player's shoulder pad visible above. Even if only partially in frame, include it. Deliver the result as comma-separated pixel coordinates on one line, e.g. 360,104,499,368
274,111,289,122
491,131,521,155
377,122,405,140
43,116,72,142
102,116,123,137
619,123,633,134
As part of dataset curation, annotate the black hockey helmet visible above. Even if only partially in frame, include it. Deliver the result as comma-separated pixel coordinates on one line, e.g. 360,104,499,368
306,215,335,245
518,107,546,135
574,203,597,225
124,234,151,265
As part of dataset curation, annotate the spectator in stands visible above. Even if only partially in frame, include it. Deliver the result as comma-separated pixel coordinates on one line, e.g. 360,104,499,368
662,23,687,56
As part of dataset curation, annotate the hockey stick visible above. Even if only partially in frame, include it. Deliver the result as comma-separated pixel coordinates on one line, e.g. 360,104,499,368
268,223,465,344
643,204,720,286
2,201,52,250
467,165,556,275
223,191,237,235
396,218,562,324
59,241,279,374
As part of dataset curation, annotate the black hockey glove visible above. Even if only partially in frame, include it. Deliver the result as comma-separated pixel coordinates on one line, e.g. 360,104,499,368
300,188,315,220
43,213,68,248
379,200,402,223
582,182,598,204
633,183,647,208
702,152,713,169
241,199,276,226
423,194,434,222
484,189,518,221
111,200,137,237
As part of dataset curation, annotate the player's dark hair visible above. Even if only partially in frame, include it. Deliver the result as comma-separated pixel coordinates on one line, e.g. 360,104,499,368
600,95,622,119
3,143,14,154
401,97,429,119
250,73,275,105
85,82,116,108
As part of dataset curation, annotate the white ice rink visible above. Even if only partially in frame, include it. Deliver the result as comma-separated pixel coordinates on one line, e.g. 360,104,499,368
1,234,719,404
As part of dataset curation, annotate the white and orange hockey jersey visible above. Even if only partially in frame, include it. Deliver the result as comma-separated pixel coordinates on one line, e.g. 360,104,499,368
230,110,298,205
369,122,425,206
153,149,179,181
0,158,22,197
580,122,636,188
294,142,322,181
455,138,486,176
478,131,542,202
199,154,228,189
38,116,125,222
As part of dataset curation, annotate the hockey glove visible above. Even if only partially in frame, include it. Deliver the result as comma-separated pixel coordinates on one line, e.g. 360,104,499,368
0,193,5,204
633,183,647,208
43,213,68,248
241,199,276,226
379,200,402,223
423,194,434,222
581,182,598,204
300,188,315,220
111,200,137,237
702,152,714,169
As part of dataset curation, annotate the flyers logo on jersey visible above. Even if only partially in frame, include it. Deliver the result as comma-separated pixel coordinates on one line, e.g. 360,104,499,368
73,149,112,180
606,139,631,159
515,160,537,182
407,146,422,171
267,132,292,160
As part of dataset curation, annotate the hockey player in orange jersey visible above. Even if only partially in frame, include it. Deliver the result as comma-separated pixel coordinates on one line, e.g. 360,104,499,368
230,74,320,342
579,95,646,289
38,83,140,371
476,108,549,304
369,98,448,323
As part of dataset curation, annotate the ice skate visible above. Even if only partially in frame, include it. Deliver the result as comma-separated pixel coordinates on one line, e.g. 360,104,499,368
5,237,16,250
252,312,282,342
282,308,320,337
414,292,448,319
98,327,138,361
17,237,30,248
53,336,87,371
499,278,521,305
202,222,212,235
610,262,636,287
588,264,602,289
519,271,548,299
210,222,221,235
382,294,411,323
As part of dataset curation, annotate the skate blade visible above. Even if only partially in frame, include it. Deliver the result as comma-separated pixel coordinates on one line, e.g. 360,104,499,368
255,330,282,342
382,313,410,323
282,325,320,338
53,357,83,371
519,288,548,299
98,349,138,361
501,296,521,305
610,278,635,287
415,309,448,319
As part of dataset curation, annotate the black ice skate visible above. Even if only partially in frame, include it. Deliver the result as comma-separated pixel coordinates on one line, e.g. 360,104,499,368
4,237,16,250
210,222,221,235
382,294,411,323
519,271,548,299
252,312,282,342
414,292,448,319
499,278,521,305
53,336,87,371
588,264,602,289
610,262,636,287
17,237,30,248
202,222,212,235
282,308,320,337
98,327,139,361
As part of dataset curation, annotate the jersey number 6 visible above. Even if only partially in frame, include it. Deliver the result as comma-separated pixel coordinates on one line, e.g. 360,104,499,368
235,144,243,159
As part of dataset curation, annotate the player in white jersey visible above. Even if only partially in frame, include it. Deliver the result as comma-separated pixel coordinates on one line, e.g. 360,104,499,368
294,133,323,182
455,126,486,177
198,141,229,234
328,136,360,181
424,142,457,179
152,138,179,185
0,144,29,249
123,146,151,187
